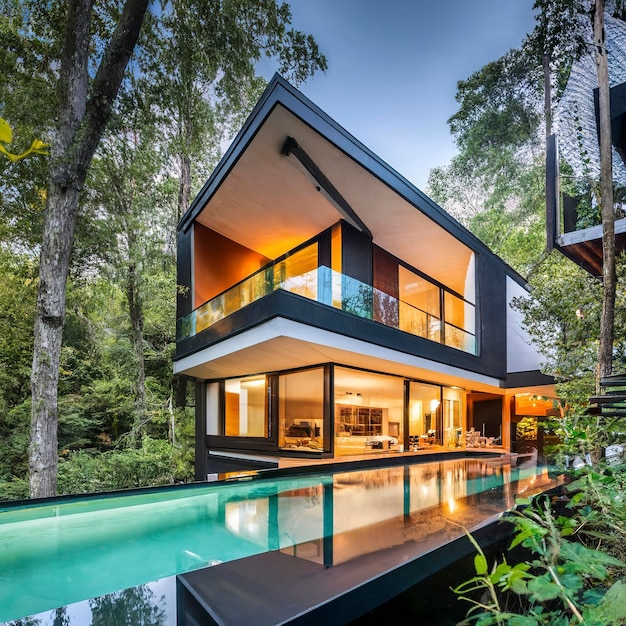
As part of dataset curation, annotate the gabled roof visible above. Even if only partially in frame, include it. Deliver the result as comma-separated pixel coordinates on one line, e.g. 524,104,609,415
180,74,530,293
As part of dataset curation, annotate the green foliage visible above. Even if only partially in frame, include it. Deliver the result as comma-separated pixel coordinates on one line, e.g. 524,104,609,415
449,48,542,178
512,253,626,400
566,467,626,562
0,401,32,500
0,0,328,498
429,1,626,394
1,401,32,475
0,3,57,250
0,252,36,409
513,257,600,379
454,491,626,625
437,6,626,619
455,418,626,625
57,437,189,495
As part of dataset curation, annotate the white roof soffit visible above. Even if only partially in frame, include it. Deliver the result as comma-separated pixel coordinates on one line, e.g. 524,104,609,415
174,319,505,393
194,103,474,294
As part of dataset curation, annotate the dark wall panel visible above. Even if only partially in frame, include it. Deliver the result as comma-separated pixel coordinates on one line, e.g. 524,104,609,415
177,228,193,318
341,221,372,285
176,290,506,379
472,398,503,438
475,253,507,375
373,245,399,299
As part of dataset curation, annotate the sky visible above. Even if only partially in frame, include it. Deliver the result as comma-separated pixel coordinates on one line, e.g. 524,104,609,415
260,0,538,190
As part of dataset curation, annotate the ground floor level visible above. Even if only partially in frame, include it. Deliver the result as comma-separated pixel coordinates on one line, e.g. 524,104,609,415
193,362,559,479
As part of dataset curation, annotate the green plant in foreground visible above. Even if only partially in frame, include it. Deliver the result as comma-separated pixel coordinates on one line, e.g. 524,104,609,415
454,494,626,625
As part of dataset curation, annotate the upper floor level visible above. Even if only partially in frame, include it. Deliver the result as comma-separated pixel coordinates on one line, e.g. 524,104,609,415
175,75,547,389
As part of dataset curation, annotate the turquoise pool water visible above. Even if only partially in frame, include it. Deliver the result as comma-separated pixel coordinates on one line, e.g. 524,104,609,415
0,455,558,624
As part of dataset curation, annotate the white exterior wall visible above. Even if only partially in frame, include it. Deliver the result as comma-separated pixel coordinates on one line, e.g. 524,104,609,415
506,276,544,374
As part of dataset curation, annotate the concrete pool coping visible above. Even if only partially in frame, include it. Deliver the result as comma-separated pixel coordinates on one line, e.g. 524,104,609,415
177,509,515,625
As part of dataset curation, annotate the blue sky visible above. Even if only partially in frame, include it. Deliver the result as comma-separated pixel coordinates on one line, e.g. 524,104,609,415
263,0,537,190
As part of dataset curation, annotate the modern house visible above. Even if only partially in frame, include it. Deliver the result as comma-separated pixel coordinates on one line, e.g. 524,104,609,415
174,74,555,479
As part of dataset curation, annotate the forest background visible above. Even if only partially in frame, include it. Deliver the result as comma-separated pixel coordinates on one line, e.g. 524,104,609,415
1,0,625,501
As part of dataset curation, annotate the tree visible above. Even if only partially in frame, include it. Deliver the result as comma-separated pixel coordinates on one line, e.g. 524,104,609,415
429,0,625,395
29,0,150,498
593,0,617,379
86,86,171,442
153,0,327,221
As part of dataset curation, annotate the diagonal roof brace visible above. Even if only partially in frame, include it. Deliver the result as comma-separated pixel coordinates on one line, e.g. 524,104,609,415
281,136,372,238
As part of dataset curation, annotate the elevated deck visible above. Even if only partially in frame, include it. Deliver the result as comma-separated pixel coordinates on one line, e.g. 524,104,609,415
177,522,507,626
554,216,626,277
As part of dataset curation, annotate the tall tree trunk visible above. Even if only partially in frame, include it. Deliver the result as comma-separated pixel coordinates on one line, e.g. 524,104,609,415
29,0,149,498
593,0,616,382
30,182,81,497
126,256,146,440
29,0,92,499
177,152,192,224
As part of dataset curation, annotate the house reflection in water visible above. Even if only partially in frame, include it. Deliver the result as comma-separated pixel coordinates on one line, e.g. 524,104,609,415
222,457,553,568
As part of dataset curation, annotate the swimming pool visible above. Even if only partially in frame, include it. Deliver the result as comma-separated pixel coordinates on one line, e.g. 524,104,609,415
0,455,559,624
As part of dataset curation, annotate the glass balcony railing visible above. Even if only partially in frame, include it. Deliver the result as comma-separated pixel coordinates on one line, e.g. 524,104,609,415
177,263,477,355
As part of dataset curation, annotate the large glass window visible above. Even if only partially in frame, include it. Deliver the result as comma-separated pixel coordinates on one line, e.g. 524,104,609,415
224,376,267,437
408,382,441,447
278,368,325,452
334,367,404,456
180,225,479,355
443,387,464,448
398,266,441,343
444,292,476,353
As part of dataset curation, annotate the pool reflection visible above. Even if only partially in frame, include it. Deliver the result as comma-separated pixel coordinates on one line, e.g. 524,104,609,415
223,456,557,568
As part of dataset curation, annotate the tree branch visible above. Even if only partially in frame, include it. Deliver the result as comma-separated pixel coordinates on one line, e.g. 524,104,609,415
76,0,151,181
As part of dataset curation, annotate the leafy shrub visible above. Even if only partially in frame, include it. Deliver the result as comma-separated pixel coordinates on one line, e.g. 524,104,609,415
454,474,626,625
0,476,29,501
57,437,188,495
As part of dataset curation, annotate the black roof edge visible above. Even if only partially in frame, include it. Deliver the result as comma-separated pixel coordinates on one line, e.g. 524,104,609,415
505,370,555,389
178,73,531,287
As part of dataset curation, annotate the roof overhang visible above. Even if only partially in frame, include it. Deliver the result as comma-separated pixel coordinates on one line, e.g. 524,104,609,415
180,75,525,295
546,134,626,277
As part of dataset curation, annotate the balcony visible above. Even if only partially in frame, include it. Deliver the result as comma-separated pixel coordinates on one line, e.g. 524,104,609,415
177,259,477,355
547,136,626,277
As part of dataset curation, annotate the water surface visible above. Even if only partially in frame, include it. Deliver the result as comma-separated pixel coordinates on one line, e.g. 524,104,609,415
0,455,558,624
